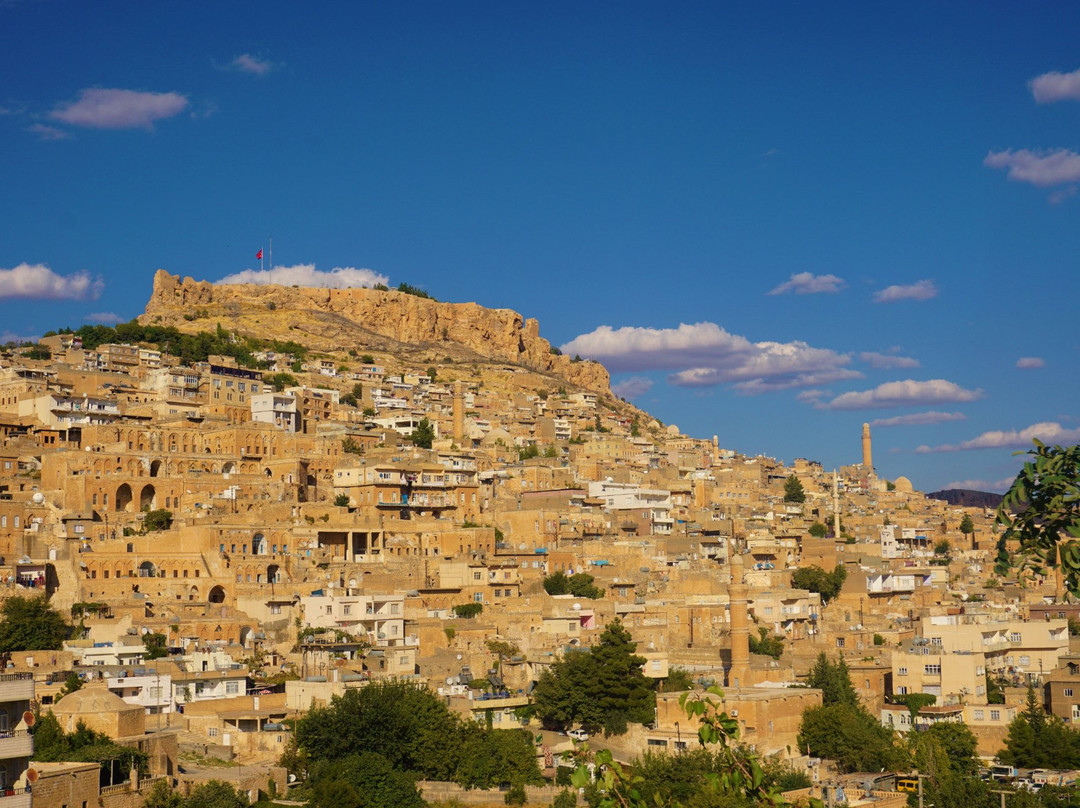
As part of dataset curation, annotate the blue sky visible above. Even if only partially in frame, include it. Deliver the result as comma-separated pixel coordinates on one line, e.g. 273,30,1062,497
2,1,1079,493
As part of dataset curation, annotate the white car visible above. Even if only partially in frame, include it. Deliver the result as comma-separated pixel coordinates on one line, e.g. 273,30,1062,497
567,729,589,741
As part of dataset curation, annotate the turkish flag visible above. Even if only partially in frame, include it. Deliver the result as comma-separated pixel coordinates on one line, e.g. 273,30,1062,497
256,249,263,260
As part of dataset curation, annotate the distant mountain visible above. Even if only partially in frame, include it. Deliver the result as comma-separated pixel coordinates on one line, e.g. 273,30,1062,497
927,488,1004,509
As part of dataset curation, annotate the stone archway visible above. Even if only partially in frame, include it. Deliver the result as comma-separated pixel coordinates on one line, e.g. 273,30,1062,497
150,460,162,477
116,483,133,512
140,484,156,511
208,585,226,604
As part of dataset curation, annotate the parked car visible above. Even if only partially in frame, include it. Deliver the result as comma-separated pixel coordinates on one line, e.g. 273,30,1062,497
568,729,589,741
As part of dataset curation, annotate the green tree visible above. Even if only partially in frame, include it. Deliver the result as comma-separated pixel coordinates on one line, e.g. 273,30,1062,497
182,781,248,808
659,667,695,692
783,475,806,503
265,372,298,392
797,702,905,773
542,571,604,599
532,621,654,736
143,509,173,532
747,626,784,660
0,594,72,651
307,753,424,808
959,513,975,537
805,652,860,708
808,521,827,538
409,418,436,449
790,564,847,602
142,632,168,660
999,685,1080,769
934,538,951,556
995,441,1080,594
334,494,351,507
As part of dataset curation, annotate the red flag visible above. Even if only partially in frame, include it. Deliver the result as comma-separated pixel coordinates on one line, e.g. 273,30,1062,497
256,249,263,260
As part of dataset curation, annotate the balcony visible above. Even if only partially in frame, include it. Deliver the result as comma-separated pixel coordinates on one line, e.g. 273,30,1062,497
0,789,31,808
0,731,32,759
0,674,33,703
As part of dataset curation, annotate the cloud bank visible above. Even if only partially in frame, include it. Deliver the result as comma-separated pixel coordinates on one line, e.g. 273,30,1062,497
1030,68,1080,103
612,376,654,399
1016,356,1045,369
870,411,967,427
215,264,390,289
941,477,1017,493
873,279,937,303
51,88,188,129
916,421,1080,453
85,312,126,325
767,272,846,295
0,263,103,300
984,148,1080,187
561,322,857,394
820,379,982,410
27,123,69,141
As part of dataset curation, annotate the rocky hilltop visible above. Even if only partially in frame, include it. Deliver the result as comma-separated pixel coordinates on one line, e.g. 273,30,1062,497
141,270,610,394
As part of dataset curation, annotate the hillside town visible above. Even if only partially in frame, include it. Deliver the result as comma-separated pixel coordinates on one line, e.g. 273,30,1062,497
0,275,1072,807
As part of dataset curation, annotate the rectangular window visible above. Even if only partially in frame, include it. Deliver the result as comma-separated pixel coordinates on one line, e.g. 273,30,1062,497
209,727,218,737
226,681,239,694
924,664,941,675
1067,688,1074,697
898,667,908,676
1010,632,1022,643
991,710,1001,721
270,604,281,615
835,637,845,648
974,709,984,720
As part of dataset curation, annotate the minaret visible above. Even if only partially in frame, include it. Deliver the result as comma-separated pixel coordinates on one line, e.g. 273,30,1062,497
832,469,841,538
452,382,465,445
712,435,719,465
861,422,873,472
728,543,751,689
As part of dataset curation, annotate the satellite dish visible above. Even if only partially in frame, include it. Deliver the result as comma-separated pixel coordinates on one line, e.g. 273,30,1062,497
25,769,37,784
572,603,581,611
446,677,455,686
22,711,35,727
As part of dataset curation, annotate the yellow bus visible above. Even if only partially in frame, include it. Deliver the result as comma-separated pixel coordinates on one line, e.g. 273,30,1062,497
896,777,918,793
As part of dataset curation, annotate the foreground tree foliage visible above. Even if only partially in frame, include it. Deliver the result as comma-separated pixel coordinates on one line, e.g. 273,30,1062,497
291,679,541,799
783,475,806,503
995,440,1080,594
532,621,654,736
0,594,72,652
572,688,796,808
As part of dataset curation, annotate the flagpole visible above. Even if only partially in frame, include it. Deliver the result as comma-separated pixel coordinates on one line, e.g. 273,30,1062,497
260,250,264,273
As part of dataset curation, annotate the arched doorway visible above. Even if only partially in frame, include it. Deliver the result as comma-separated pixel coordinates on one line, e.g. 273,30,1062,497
252,533,266,556
150,460,162,477
208,585,226,604
140,485,156,511
267,564,280,584
116,484,133,512
138,561,157,578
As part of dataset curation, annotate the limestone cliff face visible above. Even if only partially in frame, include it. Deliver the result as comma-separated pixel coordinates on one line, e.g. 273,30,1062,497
142,270,610,393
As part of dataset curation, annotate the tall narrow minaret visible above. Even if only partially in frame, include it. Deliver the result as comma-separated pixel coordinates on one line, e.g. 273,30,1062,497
861,422,873,472
728,544,751,689
832,469,841,538
452,382,465,445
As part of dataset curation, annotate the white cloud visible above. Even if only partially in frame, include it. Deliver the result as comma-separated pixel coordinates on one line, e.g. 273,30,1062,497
822,379,983,410
51,88,188,129
612,376,654,399
215,264,390,289
870,411,967,427
27,123,69,141
915,421,1080,453
940,477,1016,493
1030,68,1080,103
767,272,846,295
231,54,274,76
1016,356,1045,369
984,148,1080,188
0,263,103,300
85,312,126,325
1049,186,1078,205
872,279,937,303
562,321,856,394
860,351,920,369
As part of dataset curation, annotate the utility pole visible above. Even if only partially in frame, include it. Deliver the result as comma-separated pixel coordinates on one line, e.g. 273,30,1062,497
990,789,1011,808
